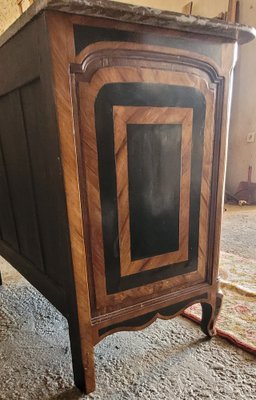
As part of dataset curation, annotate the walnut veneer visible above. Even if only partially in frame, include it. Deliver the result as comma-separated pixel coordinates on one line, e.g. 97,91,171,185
0,0,255,394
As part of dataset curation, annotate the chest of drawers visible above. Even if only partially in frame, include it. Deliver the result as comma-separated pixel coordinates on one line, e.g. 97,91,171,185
0,0,255,394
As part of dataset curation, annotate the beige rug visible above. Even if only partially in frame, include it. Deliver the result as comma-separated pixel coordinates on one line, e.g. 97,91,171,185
184,251,256,355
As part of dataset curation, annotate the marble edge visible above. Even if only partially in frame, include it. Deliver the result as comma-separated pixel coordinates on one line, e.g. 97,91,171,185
1,0,256,48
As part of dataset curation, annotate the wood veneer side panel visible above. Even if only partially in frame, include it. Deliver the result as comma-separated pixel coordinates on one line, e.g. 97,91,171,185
46,11,95,393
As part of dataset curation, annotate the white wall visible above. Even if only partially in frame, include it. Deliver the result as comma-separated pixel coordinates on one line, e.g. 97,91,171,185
0,0,32,35
226,1,256,194
0,1,20,35
115,0,190,12
192,0,229,18
115,0,228,17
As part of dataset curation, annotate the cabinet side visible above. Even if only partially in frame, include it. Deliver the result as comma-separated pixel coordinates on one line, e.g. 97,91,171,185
0,11,90,391
0,13,73,315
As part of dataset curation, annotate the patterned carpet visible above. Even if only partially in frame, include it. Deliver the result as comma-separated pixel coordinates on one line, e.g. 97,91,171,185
184,251,256,355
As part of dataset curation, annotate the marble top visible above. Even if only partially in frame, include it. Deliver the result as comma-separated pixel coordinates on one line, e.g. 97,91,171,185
1,0,256,48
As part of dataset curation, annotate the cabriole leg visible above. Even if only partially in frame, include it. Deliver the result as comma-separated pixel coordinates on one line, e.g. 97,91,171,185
201,292,223,337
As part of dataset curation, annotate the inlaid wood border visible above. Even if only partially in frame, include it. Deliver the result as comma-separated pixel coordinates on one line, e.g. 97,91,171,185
47,8,235,323
113,106,192,277
77,63,215,312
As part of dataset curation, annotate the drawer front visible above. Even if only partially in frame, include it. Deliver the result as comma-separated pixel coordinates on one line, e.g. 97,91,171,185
72,42,221,315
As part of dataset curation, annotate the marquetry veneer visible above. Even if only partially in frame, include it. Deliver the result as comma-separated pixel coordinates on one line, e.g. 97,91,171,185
0,0,255,394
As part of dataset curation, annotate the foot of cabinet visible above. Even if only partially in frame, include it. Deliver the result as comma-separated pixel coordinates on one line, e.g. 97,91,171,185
200,292,223,337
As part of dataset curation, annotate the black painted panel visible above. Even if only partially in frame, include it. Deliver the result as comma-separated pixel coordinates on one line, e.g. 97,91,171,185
99,293,208,336
94,83,206,294
127,123,181,260
0,91,44,270
73,25,222,65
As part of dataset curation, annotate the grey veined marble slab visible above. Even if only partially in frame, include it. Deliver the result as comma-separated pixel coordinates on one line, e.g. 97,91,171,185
0,0,256,48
